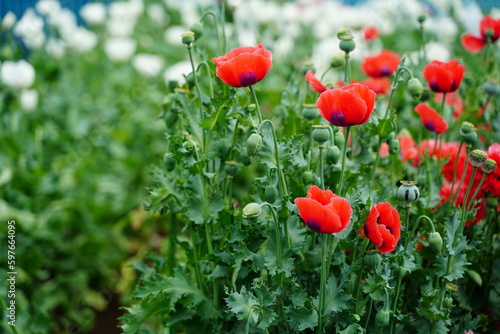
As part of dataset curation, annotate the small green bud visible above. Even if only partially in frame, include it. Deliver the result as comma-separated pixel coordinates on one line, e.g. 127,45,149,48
375,309,390,328
217,139,230,160
482,81,500,95
301,62,316,75
242,203,262,219
443,296,453,307
330,53,345,68
302,171,316,185
467,269,482,287
302,104,319,120
312,125,330,144
418,15,426,24
353,314,361,322
387,132,396,142
482,158,497,173
460,122,475,135
224,161,240,176
364,253,382,268
389,139,400,155
246,133,262,157
334,131,345,148
397,181,419,203
181,31,195,45
326,146,341,164
339,38,356,53
163,153,176,171
468,149,487,168
407,78,424,100
463,131,478,145
428,232,443,253
265,185,279,204
190,22,203,41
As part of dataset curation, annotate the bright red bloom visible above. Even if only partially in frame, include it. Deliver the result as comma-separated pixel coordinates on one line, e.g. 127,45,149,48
361,203,401,254
361,50,400,77
397,134,418,163
461,15,500,53
212,44,272,87
414,103,448,134
305,70,327,93
295,185,352,234
316,83,376,127
362,26,379,41
437,182,486,227
485,142,500,196
360,77,391,95
422,60,466,93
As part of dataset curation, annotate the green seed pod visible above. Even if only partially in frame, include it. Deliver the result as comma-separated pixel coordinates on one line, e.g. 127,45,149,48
265,185,279,204
375,309,390,328
181,31,195,45
163,153,176,171
389,139,400,155
246,133,262,157
301,63,316,75
242,203,262,219
468,149,487,168
302,171,316,185
482,158,497,173
330,53,345,68
443,296,453,307
467,270,482,287
190,22,203,41
302,104,319,120
224,161,240,176
217,139,230,161
334,131,345,149
460,122,475,135
428,232,443,254
326,146,341,164
397,181,419,203
312,125,330,144
463,131,478,145
364,253,382,268
339,38,356,53
417,15,426,24
407,77,424,100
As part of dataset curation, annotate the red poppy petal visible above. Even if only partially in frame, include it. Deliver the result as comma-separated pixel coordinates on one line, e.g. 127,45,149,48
364,205,383,247
328,196,352,231
341,83,377,123
377,226,397,253
306,185,334,205
414,103,448,134
305,70,327,93
316,89,368,127
215,53,272,87
295,198,342,234
480,16,500,41
461,34,486,53
423,62,454,92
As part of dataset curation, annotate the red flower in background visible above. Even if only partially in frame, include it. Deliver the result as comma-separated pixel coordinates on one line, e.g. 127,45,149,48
361,50,400,77
360,77,391,95
461,15,500,53
485,143,500,196
295,185,352,234
305,70,327,93
361,203,401,253
316,83,376,127
434,93,464,119
423,60,465,93
437,182,486,227
414,103,448,134
212,44,272,87
397,134,418,163
362,26,379,41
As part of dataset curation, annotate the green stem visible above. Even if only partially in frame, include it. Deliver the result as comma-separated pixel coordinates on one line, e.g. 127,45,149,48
190,228,205,293
440,92,447,115
338,126,350,197
318,234,337,333
320,66,333,81
448,140,464,205
459,167,478,233
364,298,373,330
200,11,224,55
453,154,470,206
167,214,176,276
249,85,263,126
466,173,487,213
354,239,369,314
197,61,214,99
319,146,325,189
344,53,351,84
245,308,254,334
187,45,204,121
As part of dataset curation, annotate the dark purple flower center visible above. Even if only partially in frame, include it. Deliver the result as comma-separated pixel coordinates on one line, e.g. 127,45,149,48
306,219,322,233
330,112,347,127
430,81,444,92
424,121,436,132
380,66,391,76
239,72,258,87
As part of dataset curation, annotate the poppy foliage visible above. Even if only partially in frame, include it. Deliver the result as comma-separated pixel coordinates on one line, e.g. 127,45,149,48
422,60,465,93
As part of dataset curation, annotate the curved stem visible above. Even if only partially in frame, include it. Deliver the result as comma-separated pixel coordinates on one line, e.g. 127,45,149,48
460,167,478,233
197,61,214,99
453,154,470,206
249,85,263,126
320,66,333,81
466,173,487,213
338,126,350,197
200,11,224,55
187,45,204,121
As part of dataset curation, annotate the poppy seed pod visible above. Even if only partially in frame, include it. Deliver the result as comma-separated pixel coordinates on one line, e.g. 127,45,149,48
460,122,475,135
312,125,330,144
428,232,443,253
463,131,478,145
181,31,195,45
418,15,426,24
468,150,488,167
265,185,279,204
481,158,497,173
224,161,240,176
302,104,319,120
190,22,203,41
326,146,341,164
339,37,356,53
301,63,316,75
407,77,424,100
364,252,382,268
483,81,500,95
242,203,262,219
246,133,262,157
397,181,419,203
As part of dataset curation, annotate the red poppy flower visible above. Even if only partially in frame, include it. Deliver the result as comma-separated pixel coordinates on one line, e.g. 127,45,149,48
361,203,401,253
362,26,379,41
212,44,272,87
437,182,485,227
359,77,391,95
295,185,352,234
461,15,500,53
361,50,400,77
414,103,448,134
379,142,389,158
305,70,327,93
485,142,500,196
316,83,376,127
422,60,466,93
397,134,418,163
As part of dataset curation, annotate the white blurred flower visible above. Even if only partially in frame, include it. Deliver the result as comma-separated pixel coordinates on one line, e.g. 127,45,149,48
147,3,168,26
107,19,136,37
2,12,17,30
163,60,191,86
80,2,107,25
105,37,136,63
14,9,45,49
426,42,450,62
164,26,187,45
49,8,78,38
109,0,143,22
132,54,164,76
46,38,65,59
20,89,38,112
35,0,61,17
66,28,98,53
1,60,36,89
455,0,483,35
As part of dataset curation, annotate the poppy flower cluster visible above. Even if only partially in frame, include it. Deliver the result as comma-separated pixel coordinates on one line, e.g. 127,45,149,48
212,44,272,88
294,185,352,234
461,15,500,53
423,60,466,93
360,203,401,253
414,103,448,134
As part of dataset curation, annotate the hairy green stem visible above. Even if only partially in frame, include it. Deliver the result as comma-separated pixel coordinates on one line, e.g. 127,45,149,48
197,61,214,99
344,53,351,84
200,11,224,55
338,126,350,197
459,167,478,233
319,145,325,189
448,140,464,205
466,173,487,213
249,85,263,126
453,154,470,206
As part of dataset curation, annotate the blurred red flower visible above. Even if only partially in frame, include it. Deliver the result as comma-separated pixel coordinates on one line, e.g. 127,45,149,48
414,103,448,134
437,182,485,227
422,60,465,93
397,134,418,163
305,70,327,93
361,50,400,77
461,15,500,53
361,202,401,253
359,77,391,95
485,143,500,196
316,83,376,127
212,44,272,87
434,92,464,119
362,26,379,41
295,185,352,234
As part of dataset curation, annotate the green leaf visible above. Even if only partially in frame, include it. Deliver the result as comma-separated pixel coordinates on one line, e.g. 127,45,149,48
362,273,390,301
323,275,352,314
121,294,170,334
339,323,364,334
264,224,295,278
225,286,259,322
285,300,318,331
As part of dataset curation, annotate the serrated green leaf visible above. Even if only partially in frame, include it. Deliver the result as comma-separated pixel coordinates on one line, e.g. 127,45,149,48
120,294,170,334
323,275,352,314
339,323,364,334
285,301,318,331
225,286,259,322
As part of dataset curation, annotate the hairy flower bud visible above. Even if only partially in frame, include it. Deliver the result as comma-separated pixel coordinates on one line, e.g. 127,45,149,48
468,150,487,168
190,22,203,41
428,232,443,253
312,125,330,144
302,104,319,120
246,133,262,157
467,270,482,287
326,146,341,164
407,77,424,100
398,181,419,203
375,309,390,328
242,203,262,219
330,53,345,68
334,131,345,149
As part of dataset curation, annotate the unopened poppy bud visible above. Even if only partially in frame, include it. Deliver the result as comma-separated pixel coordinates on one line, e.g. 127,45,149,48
181,31,195,45
302,104,319,120
240,153,251,166
428,232,443,253
301,62,316,75
482,158,497,173
387,132,396,141
326,146,341,164
339,37,356,54
468,150,487,167
334,131,345,148
163,153,176,171
217,138,230,160
242,203,262,219
463,131,477,145
443,296,453,307
417,15,426,24
224,161,240,176
482,81,500,96
302,171,316,185
330,53,345,68
467,270,482,287
395,266,406,280
407,78,424,100
375,309,390,328
312,125,330,144
364,252,382,268
389,139,400,155
398,181,419,203
190,22,203,41
460,122,475,135
265,185,279,204
246,133,262,157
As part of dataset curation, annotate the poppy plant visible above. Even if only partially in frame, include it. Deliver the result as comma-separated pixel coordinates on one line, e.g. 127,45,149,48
361,202,401,253
414,103,448,134
294,185,352,234
361,50,400,77
305,70,327,93
485,143,500,196
461,15,500,53
212,44,272,87
316,83,376,127
422,60,466,93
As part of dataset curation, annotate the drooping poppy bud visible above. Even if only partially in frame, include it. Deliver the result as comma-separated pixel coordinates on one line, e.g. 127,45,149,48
246,133,262,157
407,77,424,100
242,203,262,219
190,22,203,41
428,232,443,253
